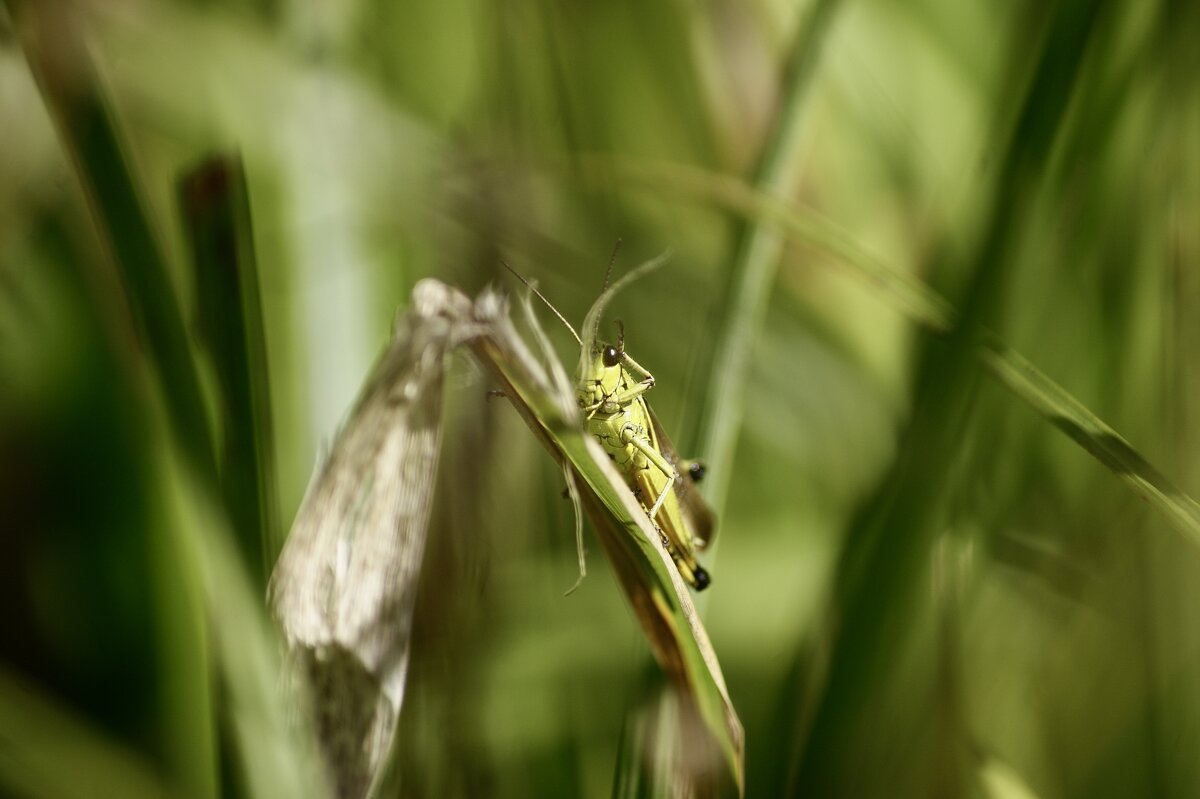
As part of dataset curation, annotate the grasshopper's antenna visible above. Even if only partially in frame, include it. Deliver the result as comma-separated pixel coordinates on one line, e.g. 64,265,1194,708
601,238,622,293
615,320,625,353
500,260,583,346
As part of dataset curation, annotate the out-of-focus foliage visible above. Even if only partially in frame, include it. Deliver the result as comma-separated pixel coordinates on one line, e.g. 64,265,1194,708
2,0,1199,796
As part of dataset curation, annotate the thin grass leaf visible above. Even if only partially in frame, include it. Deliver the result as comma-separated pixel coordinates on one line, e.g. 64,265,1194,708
573,155,956,332
4,7,248,795
268,280,480,799
155,413,322,799
470,287,745,795
981,341,1200,542
694,0,842,514
179,153,280,589
6,0,215,476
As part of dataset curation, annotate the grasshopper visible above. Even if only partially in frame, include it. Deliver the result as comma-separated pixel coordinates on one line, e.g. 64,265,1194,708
503,256,716,591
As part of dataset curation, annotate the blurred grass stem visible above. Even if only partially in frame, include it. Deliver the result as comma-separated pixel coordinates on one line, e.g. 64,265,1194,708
5,0,216,479
179,155,280,588
697,0,841,515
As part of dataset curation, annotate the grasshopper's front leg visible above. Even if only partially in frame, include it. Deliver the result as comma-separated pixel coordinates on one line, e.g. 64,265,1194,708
582,356,657,417
615,352,655,403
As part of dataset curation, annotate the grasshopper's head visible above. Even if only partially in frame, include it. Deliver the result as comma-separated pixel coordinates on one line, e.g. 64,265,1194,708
577,339,626,411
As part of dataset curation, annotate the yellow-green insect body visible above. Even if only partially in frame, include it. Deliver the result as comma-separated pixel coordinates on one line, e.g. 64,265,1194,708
578,339,712,590
503,254,715,591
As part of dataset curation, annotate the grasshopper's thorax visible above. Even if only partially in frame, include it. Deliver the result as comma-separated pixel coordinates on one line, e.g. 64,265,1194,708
577,342,653,472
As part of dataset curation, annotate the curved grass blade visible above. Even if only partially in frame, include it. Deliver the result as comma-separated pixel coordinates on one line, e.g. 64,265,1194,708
982,341,1200,541
574,155,956,333
788,0,1113,789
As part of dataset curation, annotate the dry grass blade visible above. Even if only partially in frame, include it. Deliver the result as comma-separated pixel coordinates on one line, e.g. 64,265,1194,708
268,280,479,798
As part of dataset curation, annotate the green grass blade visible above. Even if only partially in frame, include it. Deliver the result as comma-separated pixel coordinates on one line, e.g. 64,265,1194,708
157,423,322,799
179,154,280,588
981,341,1200,540
695,0,842,514
6,0,215,476
789,0,1110,791
575,156,956,333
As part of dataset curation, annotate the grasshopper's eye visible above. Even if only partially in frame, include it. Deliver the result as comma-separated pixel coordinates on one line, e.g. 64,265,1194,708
602,345,620,367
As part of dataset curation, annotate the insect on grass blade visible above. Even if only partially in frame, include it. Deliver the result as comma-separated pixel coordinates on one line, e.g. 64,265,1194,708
473,279,744,793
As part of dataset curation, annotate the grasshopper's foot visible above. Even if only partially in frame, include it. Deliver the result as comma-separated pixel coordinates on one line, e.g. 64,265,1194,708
692,566,711,591
684,460,706,482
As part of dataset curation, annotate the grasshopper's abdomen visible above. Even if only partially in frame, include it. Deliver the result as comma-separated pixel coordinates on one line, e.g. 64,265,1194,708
586,398,710,591
577,347,712,591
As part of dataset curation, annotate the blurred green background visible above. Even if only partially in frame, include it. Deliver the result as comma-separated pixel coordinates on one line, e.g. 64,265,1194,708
3,0,1200,796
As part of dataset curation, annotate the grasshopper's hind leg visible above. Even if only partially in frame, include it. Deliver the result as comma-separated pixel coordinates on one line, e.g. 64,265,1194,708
620,425,712,591
620,424,676,519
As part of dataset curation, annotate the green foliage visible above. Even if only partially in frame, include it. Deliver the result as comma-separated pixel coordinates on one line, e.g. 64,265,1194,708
2,0,1199,796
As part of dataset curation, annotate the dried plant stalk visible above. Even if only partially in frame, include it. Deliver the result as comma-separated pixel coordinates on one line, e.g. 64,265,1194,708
268,280,477,798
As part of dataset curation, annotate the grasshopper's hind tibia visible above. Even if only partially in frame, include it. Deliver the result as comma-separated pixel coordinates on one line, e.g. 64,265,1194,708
623,425,712,591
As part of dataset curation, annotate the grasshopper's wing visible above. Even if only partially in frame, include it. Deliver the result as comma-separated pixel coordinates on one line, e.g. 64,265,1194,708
647,407,717,550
